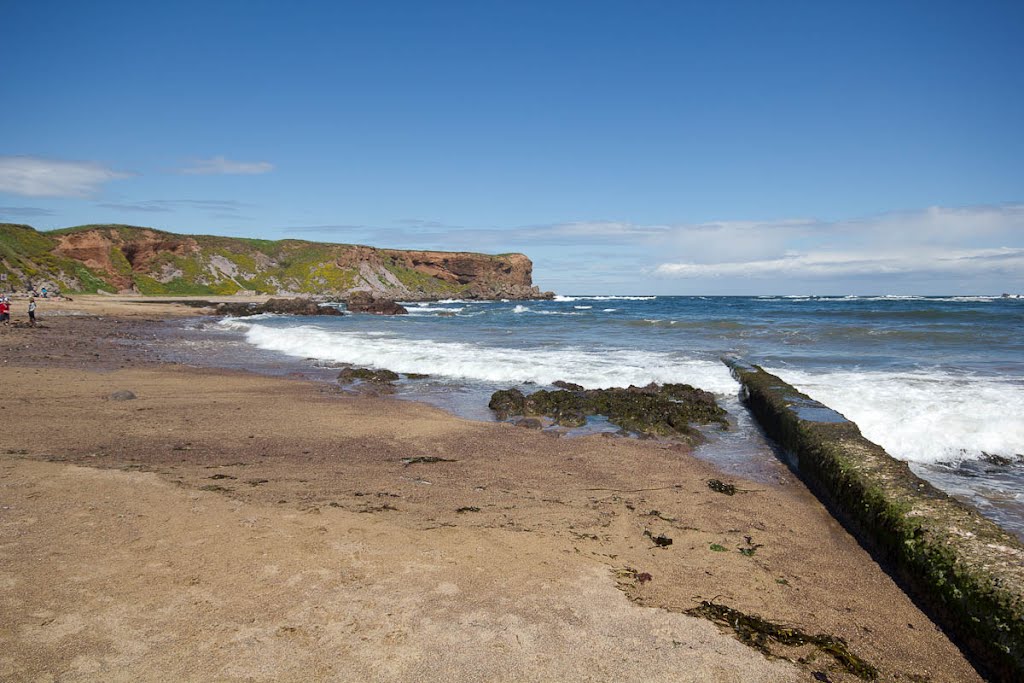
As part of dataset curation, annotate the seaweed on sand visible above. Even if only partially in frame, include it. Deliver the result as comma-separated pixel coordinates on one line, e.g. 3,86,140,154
686,600,878,680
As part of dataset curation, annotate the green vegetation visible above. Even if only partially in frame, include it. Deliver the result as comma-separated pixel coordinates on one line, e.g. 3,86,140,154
110,247,133,276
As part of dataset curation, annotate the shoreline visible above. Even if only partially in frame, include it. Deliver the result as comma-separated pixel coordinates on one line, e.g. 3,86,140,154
0,296,985,681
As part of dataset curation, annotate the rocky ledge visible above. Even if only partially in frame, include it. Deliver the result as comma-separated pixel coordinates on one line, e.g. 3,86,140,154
489,383,728,444
215,298,344,317
345,292,408,315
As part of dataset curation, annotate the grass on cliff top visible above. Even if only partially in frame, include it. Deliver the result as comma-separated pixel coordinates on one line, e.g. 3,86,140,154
38,224,521,259
1,223,56,258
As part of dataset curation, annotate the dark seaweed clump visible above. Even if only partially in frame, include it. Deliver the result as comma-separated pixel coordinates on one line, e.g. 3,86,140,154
488,383,727,441
687,601,878,680
707,479,737,495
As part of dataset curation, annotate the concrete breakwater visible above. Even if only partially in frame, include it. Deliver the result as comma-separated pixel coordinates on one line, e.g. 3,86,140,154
723,356,1024,682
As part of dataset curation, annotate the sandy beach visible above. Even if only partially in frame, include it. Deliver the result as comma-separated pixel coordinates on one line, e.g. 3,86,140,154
0,297,984,682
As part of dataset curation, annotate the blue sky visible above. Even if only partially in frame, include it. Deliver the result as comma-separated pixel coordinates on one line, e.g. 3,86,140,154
1,0,1022,294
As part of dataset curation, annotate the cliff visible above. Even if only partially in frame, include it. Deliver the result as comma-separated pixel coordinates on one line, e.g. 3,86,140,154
0,223,553,300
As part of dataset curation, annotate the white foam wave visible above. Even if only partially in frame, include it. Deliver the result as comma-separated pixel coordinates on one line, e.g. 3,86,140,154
772,367,1024,464
220,319,738,393
574,305,593,310
555,295,656,301
512,305,530,313
603,308,618,312
404,305,465,314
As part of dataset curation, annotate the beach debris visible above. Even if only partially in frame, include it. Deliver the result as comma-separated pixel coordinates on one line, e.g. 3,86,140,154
812,672,833,682
488,383,727,441
199,484,232,492
401,456,457,466
247,478,269,486
108,390,137,401
358,503,397,513
644,529,673,547
208,473,236,480
456,506,481,513
707,479,737,495
709,543,727,552
345,291,408,315
646,509,677,523
337,367,399,384
739,536,763,556
686,600,878,680
614,566,653,586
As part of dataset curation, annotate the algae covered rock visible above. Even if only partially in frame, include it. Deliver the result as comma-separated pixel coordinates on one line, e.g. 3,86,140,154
488,388,526,420
488,382,728,441
337,367,400,384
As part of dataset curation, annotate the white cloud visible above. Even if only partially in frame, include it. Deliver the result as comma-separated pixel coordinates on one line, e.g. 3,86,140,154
655,247,1024,279
180,156,274,175
0,156,130,197
653,204,1024,282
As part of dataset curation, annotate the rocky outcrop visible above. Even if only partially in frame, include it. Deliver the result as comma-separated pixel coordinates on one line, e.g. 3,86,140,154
0,223,553,300
345,291,408,315
216,298,345,317
489,383,728,443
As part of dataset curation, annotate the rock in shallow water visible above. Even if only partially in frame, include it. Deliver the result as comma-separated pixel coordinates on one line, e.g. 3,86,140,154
337,367,400,384
488,383,728,442
216,298,344,317
345,291,408,315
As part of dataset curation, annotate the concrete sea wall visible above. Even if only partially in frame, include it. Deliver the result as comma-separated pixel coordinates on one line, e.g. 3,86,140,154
723,357,1024,681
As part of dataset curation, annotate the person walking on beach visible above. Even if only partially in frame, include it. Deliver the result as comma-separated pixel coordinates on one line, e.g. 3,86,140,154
0,297,9,326
28,297,37,327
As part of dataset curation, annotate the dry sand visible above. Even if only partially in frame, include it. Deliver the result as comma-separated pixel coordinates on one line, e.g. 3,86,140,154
0,296,983,681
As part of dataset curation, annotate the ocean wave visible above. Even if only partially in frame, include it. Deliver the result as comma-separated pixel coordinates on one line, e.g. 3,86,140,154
404,305,465,315
218,319,738,393
772,367,1024,465
554,295,657,302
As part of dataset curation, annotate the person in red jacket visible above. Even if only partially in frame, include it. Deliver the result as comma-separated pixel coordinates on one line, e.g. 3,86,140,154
0,298,9,326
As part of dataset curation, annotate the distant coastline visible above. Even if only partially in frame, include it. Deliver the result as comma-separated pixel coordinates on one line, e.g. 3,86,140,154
0,222,554,301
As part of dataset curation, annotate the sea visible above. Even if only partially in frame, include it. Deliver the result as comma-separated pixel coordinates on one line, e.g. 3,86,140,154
174,294,1024,539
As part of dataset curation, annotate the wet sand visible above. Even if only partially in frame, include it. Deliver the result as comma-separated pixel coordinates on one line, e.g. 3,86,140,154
0,297,983,682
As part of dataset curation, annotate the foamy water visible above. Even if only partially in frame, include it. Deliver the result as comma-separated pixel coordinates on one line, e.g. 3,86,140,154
770,367,1024,464
220,318,738,392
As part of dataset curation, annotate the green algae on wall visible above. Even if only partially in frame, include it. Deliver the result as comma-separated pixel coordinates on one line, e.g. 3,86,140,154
723,357,1024,682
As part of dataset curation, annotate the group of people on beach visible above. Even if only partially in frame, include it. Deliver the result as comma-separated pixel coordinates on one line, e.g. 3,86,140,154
0,294,37,327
